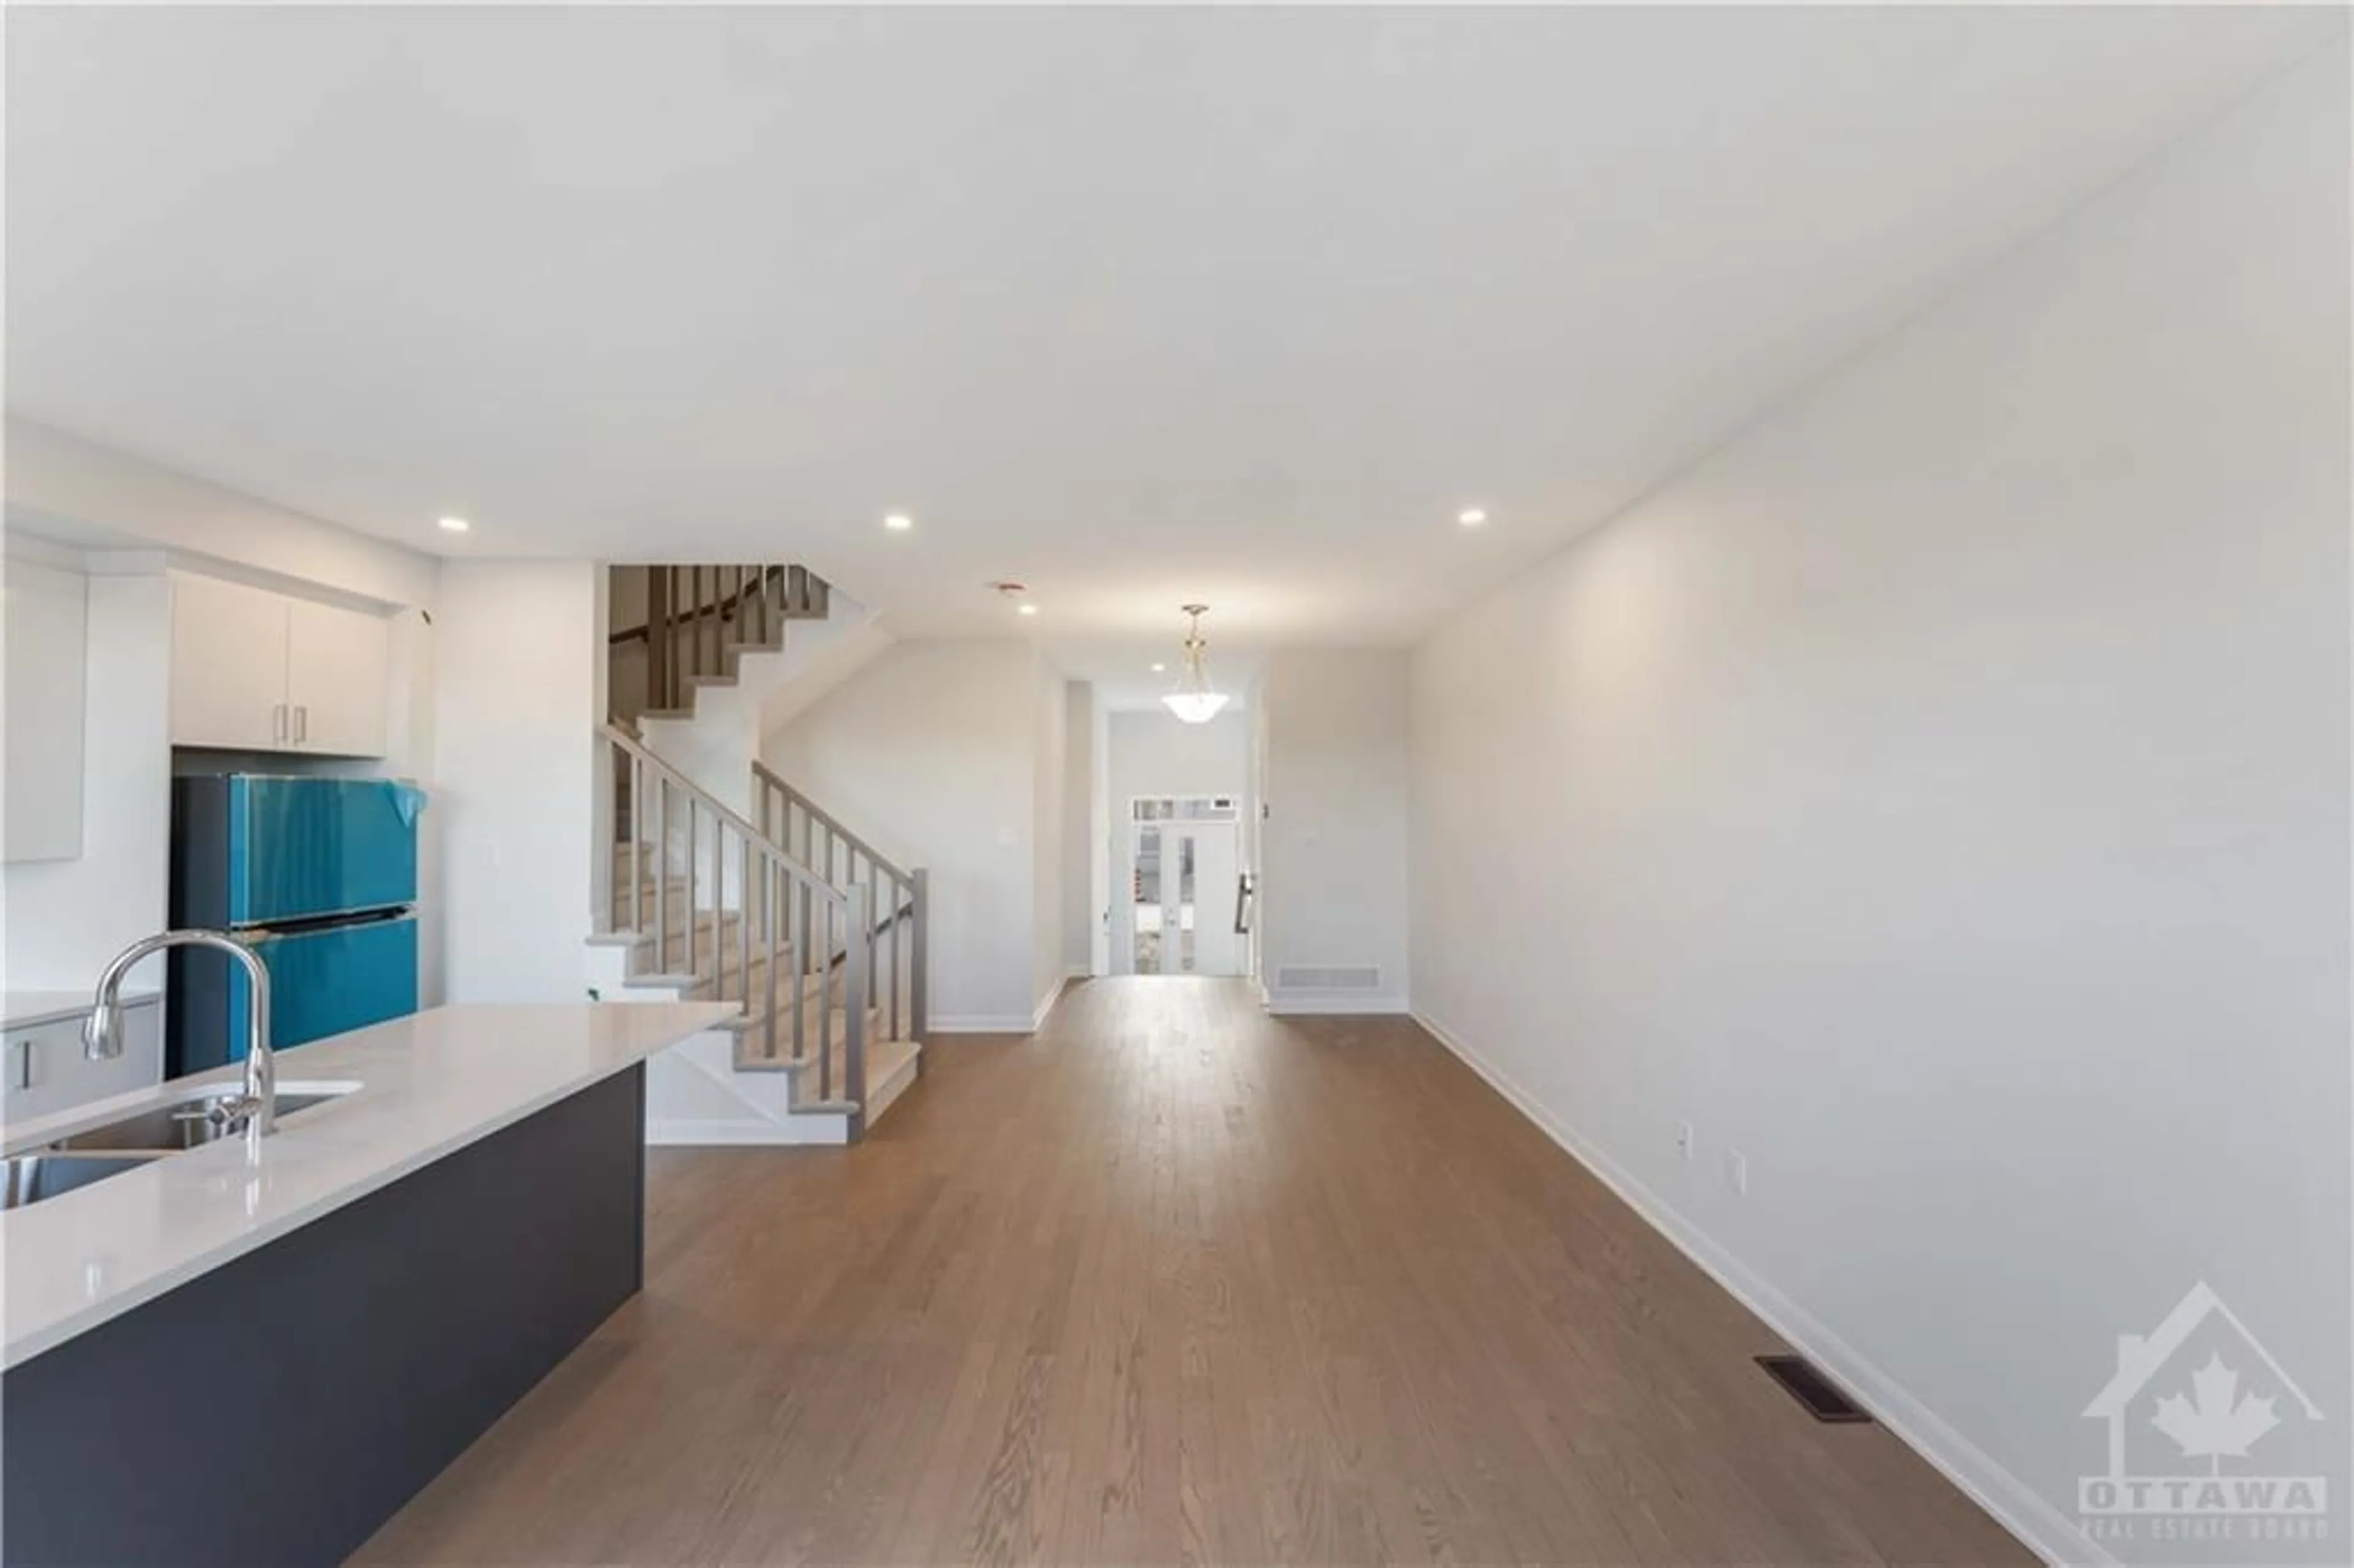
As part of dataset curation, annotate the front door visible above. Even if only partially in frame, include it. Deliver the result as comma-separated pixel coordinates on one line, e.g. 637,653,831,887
1125,798,1244,976
1171,821,1240,976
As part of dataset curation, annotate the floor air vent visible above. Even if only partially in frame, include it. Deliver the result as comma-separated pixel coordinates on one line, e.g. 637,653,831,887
1756,1355,1872,1423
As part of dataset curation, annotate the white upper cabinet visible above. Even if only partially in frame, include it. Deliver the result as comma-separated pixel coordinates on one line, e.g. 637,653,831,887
169,573,390,758
286,596,390,757
169,574,291,750
1,558,90,862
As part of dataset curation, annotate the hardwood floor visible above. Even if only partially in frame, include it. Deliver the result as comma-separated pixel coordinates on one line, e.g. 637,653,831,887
356,978,2027,1566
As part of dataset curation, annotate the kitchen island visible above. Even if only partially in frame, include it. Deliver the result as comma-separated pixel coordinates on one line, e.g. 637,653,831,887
0,1000,737,1567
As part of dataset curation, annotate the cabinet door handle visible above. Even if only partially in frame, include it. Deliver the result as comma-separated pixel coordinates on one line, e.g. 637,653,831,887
272,703,286,742
13,1039,32,1092
294,705,308,744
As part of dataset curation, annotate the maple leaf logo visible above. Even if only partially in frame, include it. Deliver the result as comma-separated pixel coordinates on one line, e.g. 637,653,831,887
2150,1353,2280,1475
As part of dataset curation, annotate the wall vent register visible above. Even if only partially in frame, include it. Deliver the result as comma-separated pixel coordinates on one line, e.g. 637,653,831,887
1756,1354,1873,1423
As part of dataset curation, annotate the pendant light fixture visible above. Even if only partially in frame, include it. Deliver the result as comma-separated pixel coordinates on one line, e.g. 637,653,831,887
1160,604,1229,724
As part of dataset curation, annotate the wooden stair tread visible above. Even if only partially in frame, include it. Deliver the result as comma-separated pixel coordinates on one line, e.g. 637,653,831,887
638,945,806,995
596,911,747,949
717,992,882,1038
615,916,753,954
718,992,888,1062
729,1032,921,1113
610,926,846,1011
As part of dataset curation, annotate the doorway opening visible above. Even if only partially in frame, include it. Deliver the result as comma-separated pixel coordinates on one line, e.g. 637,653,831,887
1125,796,1243,976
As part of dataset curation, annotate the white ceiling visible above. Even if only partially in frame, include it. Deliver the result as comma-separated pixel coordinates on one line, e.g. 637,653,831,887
6,6,2337,702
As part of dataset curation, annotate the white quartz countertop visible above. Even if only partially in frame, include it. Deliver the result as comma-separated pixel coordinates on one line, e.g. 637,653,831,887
1,1001,736,1371
2,990,156,1030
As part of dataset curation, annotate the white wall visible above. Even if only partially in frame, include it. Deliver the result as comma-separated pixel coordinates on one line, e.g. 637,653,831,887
2,557,89,864
387,607,443,1005
1105,709,1249,807
1260,651,1410,1012
1031,662,1070,1015
1062,681,1097,977
1088,697,1111,978
433,561,602,1003
0,571,173,990
762,639,1057,1030
755,596,893,738
1408,51,2349,1559
1246,680,1268,986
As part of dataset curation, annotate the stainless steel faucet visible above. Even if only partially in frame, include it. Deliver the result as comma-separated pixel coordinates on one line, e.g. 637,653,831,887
86,930,276,1142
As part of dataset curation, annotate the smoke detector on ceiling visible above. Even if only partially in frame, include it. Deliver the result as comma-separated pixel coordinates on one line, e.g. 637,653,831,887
990,580,1040,617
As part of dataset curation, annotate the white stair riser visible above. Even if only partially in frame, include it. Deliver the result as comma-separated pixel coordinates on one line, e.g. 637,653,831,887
600,971,883,1098
644,1033,851,1146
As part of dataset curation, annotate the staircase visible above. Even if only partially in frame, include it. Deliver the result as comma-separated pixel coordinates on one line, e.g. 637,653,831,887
623,563,827,720
589,563,926,1146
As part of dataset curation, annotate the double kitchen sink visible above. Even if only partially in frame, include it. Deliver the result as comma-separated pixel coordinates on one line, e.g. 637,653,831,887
2,1083,359,1209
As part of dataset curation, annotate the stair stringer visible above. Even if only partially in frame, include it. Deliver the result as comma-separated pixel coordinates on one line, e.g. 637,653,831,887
636,593,888,823
643,1027,855,1146
589,934,903,1146
758,615,896,738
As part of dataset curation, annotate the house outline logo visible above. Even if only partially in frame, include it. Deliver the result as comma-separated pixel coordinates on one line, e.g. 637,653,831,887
2078,1280,2329,1536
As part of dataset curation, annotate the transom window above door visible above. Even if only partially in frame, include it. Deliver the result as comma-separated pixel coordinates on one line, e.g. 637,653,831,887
1131,797,1238,823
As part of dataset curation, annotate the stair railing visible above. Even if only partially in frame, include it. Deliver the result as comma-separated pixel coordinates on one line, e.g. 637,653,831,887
752,759,928,1051
604,723,874,1123
609,565,827,714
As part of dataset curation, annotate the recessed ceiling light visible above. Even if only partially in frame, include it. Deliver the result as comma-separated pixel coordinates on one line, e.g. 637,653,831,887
1457,508,1488,528
438,516,471,533
1151,663,1167,673
1017,603,1040,617
884,512,913,532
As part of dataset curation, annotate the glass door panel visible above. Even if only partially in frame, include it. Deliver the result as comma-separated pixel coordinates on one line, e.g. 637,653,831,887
1132,824,1163,973
1176,834,1198,973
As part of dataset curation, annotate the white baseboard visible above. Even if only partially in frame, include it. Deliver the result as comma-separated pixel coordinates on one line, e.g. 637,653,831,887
1066,963,1092,981
1409,1008,2101,1568
929,974,1070,1035
645,1115,848,1147
1032,976,1070,1030
1266,991,1409,1017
